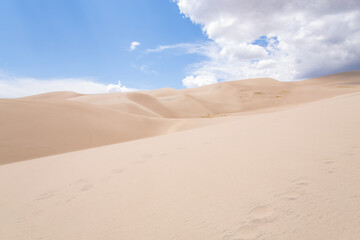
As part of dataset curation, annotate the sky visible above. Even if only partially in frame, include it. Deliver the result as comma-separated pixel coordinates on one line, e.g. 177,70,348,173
0,0,359,97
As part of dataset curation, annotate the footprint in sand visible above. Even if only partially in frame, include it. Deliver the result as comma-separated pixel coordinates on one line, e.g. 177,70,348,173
282,191,299,201
134,159,146,164
112,168,124,174
322,158,336,173
80,183,93,192
142,154,153,159
232,225,259,240
292,178,310,187
249,205,274,220
35,191,56,201
280,178,310,201
70,178,88,186
225,205,275,240
350,194,358,199
324,159,335,165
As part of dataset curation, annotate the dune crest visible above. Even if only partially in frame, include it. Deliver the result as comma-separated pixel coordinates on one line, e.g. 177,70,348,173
0,71,359,164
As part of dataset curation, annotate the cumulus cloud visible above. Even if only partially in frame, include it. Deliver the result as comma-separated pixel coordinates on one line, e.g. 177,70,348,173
130,41,140,51
106,80,136,92
0,77,136,98
174,0,360,87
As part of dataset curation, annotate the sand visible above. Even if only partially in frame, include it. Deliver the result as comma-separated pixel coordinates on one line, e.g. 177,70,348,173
0,71,359,239
1,71,360,165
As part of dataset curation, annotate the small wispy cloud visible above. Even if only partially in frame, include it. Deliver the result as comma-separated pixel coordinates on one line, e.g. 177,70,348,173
147,42,222,88
130,41,140,51
146,42,217,57
140,64,158,75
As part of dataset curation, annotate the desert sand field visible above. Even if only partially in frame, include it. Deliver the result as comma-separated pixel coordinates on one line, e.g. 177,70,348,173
0,71,360,239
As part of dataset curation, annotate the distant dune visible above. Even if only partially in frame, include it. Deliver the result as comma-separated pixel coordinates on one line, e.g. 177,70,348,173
0,71,359,239
1,71,359,164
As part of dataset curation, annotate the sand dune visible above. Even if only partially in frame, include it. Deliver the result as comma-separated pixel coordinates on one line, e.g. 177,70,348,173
0,89,359,239
0,96,171,164
1,71,359,164
72,71,360,117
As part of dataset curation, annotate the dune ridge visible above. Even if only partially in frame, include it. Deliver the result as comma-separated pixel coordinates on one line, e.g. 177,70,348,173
0,71,359,164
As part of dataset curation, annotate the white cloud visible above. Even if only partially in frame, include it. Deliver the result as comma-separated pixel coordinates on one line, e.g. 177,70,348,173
0,77,137,98
174,0,360,87
130,41,140,51
182,74,217,88
106,80,136,92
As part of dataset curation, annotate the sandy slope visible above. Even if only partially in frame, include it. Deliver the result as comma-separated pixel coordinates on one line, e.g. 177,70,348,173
0,91,359,239
1,71,360,164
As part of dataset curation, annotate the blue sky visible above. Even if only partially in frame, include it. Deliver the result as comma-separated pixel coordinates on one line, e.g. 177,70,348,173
0,0,207,92
1,0,359,97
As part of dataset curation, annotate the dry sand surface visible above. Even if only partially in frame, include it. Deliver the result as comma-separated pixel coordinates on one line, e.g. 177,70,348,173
0,71,360,239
